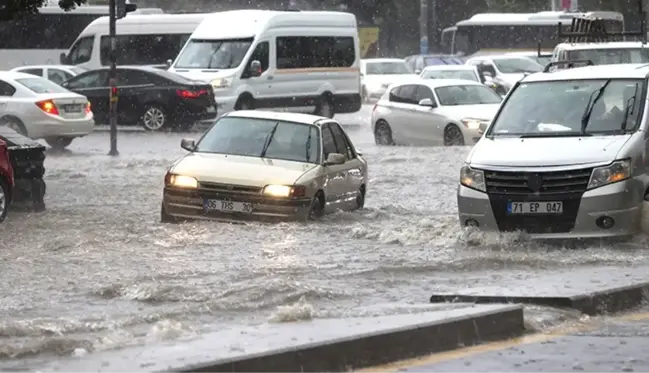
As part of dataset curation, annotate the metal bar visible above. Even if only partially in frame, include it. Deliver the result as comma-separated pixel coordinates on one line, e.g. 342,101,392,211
108,0,118,156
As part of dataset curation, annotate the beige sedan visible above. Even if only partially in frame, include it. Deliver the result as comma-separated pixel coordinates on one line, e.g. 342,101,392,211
161,110,368,222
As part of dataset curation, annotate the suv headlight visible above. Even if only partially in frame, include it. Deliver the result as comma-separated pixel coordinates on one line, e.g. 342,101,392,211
211,76,233,89
587,159,631,190
460,165,486,192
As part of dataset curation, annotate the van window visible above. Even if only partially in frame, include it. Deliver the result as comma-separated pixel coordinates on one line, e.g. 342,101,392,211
276,36,355,69
247,41,269,73
67,36,94,65
174,38,253,69
100,34,191,66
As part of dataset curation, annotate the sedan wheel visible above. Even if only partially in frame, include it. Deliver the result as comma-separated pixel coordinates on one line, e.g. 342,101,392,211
444,125,465,146
374,121,394,145
45,137,73,150
0,181,7,223
142,106,167,131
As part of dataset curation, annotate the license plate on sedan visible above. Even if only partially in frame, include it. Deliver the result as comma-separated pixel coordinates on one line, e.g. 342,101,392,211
204,199,252,213
63,104,83,113
508,201,562,214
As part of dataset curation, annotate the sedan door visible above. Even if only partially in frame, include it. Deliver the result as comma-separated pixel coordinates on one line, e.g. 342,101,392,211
385,84,419,144
411,84,446,145
62,70,109,124
114,69,156,125
392,84,429,145
321,123,348,212
328,122,365,209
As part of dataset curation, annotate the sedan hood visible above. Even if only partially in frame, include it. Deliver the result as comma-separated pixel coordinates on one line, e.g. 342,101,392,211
171,153,317,187
437,104,501,121
470,135,632,167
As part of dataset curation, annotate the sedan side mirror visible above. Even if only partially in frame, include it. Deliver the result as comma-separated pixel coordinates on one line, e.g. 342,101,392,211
418,98,437,107
166,59,173,68
180,138,196,151
59,52,66,64
249,60,262,77
325,153,346,165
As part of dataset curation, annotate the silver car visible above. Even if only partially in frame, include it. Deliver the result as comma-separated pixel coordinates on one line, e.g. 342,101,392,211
457,63,649,239
161,111,368,222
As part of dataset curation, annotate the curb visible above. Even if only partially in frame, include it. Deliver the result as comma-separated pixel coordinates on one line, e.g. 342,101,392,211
171,305,523,372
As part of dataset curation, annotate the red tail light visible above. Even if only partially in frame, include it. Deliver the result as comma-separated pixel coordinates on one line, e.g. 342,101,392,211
177,89,208,98
85,102,92,114
36,100,59,116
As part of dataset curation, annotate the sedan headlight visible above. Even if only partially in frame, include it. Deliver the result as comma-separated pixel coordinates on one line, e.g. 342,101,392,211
587,159,631,190
165,173,198,189
461,118,484,130
211,76,233,89
263,185,306,198
460,165,486,192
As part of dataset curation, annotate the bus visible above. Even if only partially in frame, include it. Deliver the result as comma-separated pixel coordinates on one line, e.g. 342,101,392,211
0,0,163,70
440,11,625,57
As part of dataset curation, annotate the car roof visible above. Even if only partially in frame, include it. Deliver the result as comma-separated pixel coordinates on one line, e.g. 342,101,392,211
0,71,44,80
469,55,534,61
422,65,475,71
555,41,648,51
94,65,162,72
223,110,334,126
521,63,649,82
393,78,482,89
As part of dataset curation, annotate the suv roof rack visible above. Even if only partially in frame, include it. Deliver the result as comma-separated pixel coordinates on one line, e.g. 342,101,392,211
538,0,646,58
543,59,594,72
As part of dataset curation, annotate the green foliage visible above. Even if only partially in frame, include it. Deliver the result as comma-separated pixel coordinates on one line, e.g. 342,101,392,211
0,0,88,22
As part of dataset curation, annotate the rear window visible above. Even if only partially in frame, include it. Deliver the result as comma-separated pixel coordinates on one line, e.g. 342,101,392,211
71,66,89,75
15,77,69,93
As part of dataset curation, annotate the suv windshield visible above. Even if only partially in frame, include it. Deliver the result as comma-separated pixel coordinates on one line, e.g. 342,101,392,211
488,79,645,137
435,85,502,105
174,38,253,69
422,69,478,82
366,62,412,74
493,57,542,73
195,117,321,164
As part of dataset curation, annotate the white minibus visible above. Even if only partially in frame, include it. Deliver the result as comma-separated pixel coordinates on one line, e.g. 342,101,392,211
169,9,362,117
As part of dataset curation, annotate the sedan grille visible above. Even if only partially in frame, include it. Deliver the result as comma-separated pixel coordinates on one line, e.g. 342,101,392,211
484,168,593,195
199,182,262,195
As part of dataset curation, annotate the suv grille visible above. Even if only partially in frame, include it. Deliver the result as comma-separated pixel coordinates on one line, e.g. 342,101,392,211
485,168,593,195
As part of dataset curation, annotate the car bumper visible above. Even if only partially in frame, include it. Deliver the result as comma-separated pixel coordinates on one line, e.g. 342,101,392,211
213,94,237,114
162,187,312,222
460,127,482,144
457,180,642,239
27,117,94,139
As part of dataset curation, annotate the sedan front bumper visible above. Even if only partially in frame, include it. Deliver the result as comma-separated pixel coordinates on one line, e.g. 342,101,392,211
162,187,311,222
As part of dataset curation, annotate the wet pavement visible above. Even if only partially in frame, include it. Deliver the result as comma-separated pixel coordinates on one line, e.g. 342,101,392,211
2,105,649,361
375,311,649,372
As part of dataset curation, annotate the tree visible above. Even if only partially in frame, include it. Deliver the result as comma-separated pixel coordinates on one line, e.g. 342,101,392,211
0,0,88,22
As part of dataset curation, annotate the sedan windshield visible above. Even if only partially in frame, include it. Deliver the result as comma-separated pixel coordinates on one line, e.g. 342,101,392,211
421,69,478,82
195,117,320,164
493,57,542,73
435,85,502,105
366,62,411,74
174,38,253,69
488,79,645,137
16,77,69,94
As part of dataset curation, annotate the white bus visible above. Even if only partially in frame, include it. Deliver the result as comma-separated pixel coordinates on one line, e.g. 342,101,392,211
440,11,625,57
0,1,163,70
62,13,207,70
169,10,362,117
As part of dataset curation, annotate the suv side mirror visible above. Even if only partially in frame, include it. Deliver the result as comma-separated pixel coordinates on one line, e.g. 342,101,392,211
325,153,346,165
249,60,262,77
418,98,436,107
180,138,196,151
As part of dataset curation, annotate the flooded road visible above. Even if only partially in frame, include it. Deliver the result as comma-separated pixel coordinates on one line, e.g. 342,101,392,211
2,106,649,360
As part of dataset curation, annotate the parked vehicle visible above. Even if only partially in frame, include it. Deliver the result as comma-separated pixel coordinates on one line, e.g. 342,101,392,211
549,42,649,69
457,63,646,238
62,66,217,131
0,71,94,149
61,13,206,70
168,10,362,118
0,127,46,213
420,65,481,82
360,58,416,102
404,54,466,74
162,110,367,222
465,55,543,93
371,79,502,146
10,65,88,85
0,137,13,223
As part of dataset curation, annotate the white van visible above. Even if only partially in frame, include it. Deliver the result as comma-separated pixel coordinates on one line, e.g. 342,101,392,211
61,13,207,70
169,10,362,118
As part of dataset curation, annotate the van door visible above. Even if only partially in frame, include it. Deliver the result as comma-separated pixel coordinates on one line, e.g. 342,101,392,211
240,40,273,106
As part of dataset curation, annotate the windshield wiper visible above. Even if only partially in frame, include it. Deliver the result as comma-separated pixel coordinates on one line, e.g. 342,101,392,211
620,83,639,131
305,126,312,162
580,79,611,134
519,132,592,138
260,122,280,158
